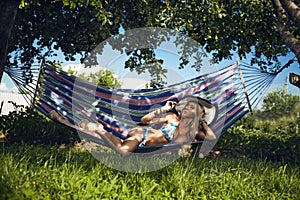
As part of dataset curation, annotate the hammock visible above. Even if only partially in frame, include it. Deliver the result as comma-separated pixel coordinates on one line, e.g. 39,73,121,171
4,59,278,153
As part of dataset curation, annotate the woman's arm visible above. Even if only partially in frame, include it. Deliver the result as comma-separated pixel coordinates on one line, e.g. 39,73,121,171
140,107,168,125
196,121,216,141
202,122,216,140
141,101,177,124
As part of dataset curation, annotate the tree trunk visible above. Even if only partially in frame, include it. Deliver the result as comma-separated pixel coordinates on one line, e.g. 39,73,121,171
281,0,300,25
0,0,20,83
274,0,300,64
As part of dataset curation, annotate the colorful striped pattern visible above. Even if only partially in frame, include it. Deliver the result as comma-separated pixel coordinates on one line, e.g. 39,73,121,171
36,62,249,148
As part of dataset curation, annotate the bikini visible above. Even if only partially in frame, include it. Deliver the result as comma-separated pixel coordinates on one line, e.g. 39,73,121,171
140,122,179,146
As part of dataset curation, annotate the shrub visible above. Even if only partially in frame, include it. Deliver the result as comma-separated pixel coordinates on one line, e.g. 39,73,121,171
217,118,300,165
0,104,79,145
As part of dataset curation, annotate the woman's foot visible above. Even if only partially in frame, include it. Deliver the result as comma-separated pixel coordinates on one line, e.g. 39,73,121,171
78,120,104,132
96,130,130,156
48,110,73,127
77,120,105,139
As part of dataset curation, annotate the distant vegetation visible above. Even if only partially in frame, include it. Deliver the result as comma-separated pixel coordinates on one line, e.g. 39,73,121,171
216,89,300,164
66,65,122,88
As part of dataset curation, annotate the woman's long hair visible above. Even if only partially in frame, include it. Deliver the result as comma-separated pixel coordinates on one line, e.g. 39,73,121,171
188,102,205,141
177,101,205,143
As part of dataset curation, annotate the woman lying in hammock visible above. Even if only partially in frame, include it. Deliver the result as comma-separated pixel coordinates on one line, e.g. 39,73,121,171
81,96,217,156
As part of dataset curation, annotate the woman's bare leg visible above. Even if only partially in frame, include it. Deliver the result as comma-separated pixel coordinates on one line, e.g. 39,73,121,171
97,129,123,146
97,127,145,156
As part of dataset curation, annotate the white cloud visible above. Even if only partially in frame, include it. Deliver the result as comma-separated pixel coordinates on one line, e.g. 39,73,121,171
62,64,107,78
0,83,9,91
11,86,19,93
0,83,18,93
62,64,83,72
121,77,149,89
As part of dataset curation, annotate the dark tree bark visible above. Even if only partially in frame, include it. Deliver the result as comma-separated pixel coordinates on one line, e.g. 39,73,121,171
274,0,300,64
0,0,20,82
282,0,300,25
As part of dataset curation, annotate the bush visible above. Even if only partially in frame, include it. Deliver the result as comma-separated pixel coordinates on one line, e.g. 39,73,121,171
217,115,300,165
0,104,79,145
204,93,300,164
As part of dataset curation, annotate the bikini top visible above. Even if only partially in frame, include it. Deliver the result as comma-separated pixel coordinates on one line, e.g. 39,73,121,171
160,122,179,142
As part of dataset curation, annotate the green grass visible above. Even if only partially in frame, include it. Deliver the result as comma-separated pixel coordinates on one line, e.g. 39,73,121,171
1,144,299,199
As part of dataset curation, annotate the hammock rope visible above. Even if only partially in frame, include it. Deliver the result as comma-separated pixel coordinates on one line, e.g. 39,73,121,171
3,59,281,152
4,62,42,105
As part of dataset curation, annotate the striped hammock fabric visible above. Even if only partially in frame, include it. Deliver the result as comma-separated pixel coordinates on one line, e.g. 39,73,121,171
34,61,263,152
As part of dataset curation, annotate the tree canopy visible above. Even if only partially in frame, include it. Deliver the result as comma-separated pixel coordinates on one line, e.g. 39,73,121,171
66,65,121,88
257,88,300,120
1,0,300,86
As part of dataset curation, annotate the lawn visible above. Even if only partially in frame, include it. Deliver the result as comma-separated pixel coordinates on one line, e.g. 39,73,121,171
1,144,299,199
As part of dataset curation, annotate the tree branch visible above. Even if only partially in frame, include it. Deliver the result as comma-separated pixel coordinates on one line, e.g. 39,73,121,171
280,0,300,26
273,0,300,64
